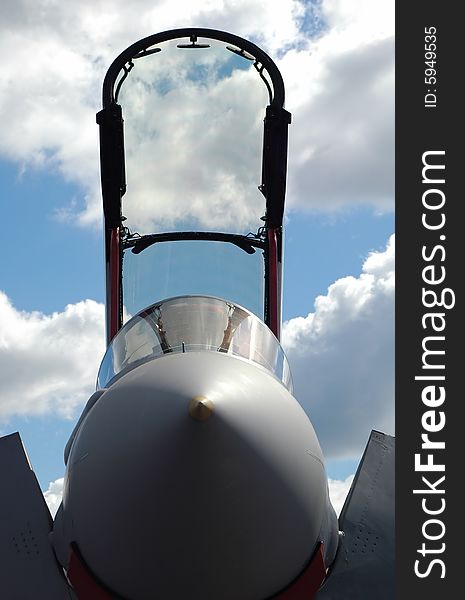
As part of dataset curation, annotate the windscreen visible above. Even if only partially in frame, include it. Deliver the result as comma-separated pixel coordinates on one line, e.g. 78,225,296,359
123,240,265,320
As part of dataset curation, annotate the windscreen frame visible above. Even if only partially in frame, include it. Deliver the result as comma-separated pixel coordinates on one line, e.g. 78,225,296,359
97,28,291,344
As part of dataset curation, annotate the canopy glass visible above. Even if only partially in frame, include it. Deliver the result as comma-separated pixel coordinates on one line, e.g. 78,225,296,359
97,296,293,391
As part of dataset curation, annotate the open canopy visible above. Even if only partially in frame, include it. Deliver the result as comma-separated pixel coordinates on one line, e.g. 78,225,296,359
97,28,291,344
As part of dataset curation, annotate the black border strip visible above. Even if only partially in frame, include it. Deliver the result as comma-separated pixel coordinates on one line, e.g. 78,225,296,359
396,2,460,596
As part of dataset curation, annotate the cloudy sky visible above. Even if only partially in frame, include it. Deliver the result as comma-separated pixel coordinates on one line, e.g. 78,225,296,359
0,0,394,516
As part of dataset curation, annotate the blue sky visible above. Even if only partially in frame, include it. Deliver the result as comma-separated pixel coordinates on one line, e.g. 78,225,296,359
0,0,394,513
283,209,394,320
0,161,104,314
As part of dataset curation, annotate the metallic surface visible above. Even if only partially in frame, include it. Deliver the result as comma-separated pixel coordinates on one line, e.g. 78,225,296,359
101,28,286,109
274,544,327,599
0,433,75,599
316,431,395,599
188,395,214,421
108,226,122,342
59,351,338,600
267,227,280,338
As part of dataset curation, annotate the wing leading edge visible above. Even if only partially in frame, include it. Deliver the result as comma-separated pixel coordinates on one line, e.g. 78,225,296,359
316,430,395,599
0,432,75,599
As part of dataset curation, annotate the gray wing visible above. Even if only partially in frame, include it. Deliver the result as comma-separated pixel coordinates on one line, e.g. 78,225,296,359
0,432,75,599
316,430,395,600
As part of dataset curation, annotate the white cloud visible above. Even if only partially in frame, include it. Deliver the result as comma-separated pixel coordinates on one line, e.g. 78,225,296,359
0,292,105,422
283,235,394,460
281,1,394,213
322,0,394,37
328,474,354,516
0,0,393,229
43,477,64,518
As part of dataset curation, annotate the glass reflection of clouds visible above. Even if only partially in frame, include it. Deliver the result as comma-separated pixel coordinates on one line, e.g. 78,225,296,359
97,296,293,392
117,38,268,234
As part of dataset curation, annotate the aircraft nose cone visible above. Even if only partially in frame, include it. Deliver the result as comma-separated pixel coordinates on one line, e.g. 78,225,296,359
188,395,214,421
63,351,332,600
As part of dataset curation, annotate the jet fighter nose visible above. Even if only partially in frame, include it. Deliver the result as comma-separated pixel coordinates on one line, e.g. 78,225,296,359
188,395,214,420
57,349,337,600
